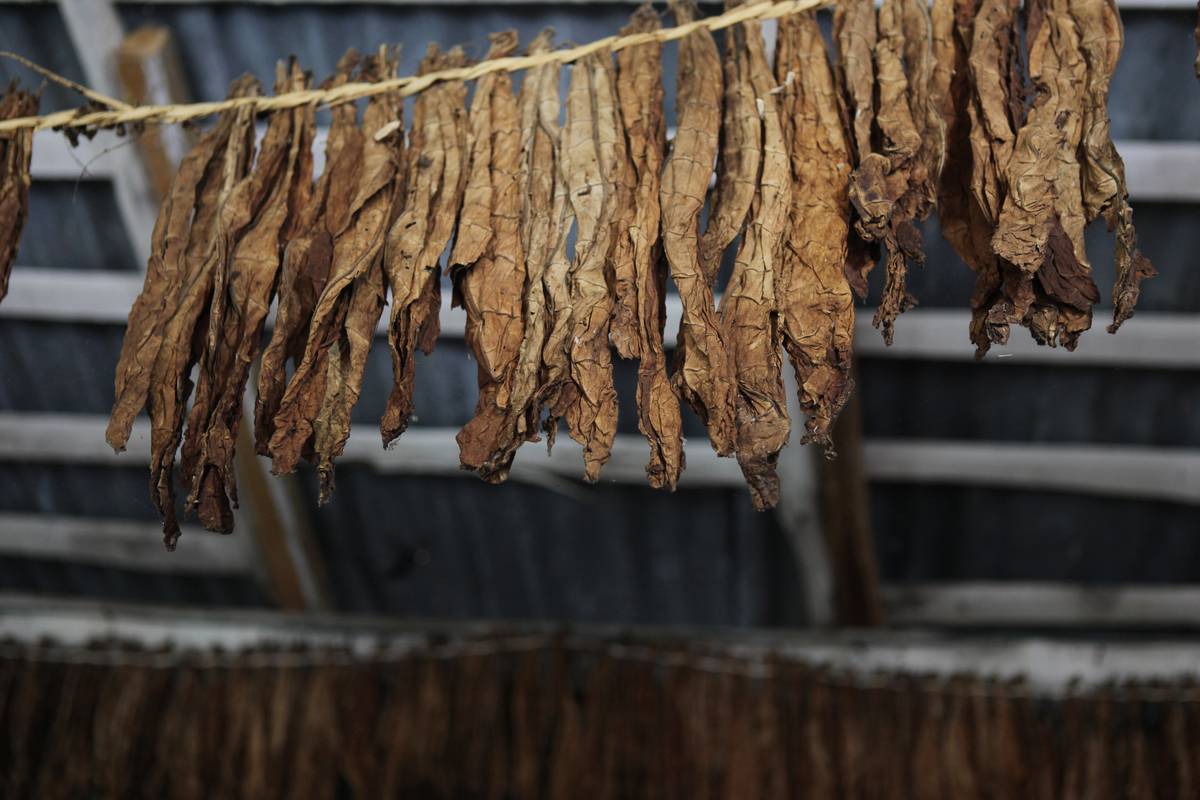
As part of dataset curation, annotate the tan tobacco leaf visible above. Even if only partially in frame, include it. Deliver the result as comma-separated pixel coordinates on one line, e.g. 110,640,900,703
108,75,260,548
615,4,684,490
661,0,736,457
380,45,469,448
0,84,36,305
698,0,761,283
549,49,622,482
255,55,358,453
718,11,789,510
776,12,856,452
180,59,316,533
451,32,529,481
1070,0,1155,333
268,49,404,503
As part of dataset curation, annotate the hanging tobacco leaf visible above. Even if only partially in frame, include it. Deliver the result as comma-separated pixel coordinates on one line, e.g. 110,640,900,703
268,48,405,503
964,0,1027,354
698,0,761,282
450,32,530,480
545,48,622,482
717,6,789,510
615,5,684,490
0,83,36,305
661,0,736,457
833,0,881,298
1070,0,1155,333
380,45,469,448
848,0,939,344
179,59,316,533
255,55,358,452
993,0,1096,350
108,75,260,548
776,12,855,452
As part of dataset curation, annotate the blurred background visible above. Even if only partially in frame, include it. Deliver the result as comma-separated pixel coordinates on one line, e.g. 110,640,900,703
0,1,1197,795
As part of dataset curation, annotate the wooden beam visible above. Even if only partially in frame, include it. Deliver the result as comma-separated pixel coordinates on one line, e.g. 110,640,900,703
54,0,157,265
6,268,1200,370
0,513,252,574
883,582,1200,629
864,439,1200,505
818,369,884,626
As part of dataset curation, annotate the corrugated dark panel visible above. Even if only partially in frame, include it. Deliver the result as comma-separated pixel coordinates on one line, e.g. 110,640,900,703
0,5,89,111
1109,10,1200,140
0,321,123,414
0,464,156,521
300,469,794,626
18,183,139,272
860,360,1200,448
0,557,264,607
873,483,1200,584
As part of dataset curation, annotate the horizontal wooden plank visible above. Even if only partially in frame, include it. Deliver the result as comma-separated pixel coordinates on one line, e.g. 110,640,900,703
5,593,1200,692
864,438,1200,504
883,582,1200,628
0,512,252,574
5,268,1199,368
3,413,1198,502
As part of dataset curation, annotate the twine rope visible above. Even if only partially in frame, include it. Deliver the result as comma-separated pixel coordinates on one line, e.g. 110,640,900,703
0,0,830,134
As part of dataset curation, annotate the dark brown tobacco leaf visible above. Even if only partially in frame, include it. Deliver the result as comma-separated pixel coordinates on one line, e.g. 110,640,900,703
776,12,856,452
255,55,358,453
661,0,736,457
993,0,1094,350
180,59,316,533
698,0,760,283
268,49,404,503
451,32,530,481
381,45,469,447
718,11,789,510
616,5,684,490
0,83,36,305
548,48,622,482
1070,0,1156,333
108,75,260,548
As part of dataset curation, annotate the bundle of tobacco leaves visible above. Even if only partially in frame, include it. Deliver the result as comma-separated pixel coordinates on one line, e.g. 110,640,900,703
840,0,942,345
615,6,684,490
265,47,405,503
108,75,260,548
945,0,1153,354
543,48,623,482
776,13,856,454
661,0,736,458
0,83,36,305
179,60,316,533
714,0,790,509
380,45,469,451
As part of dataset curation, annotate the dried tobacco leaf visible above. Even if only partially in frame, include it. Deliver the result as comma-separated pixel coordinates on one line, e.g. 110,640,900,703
1070,0,1155,333
546,49,622,482
0,84,36,305
776,13,855,451
661,0,736,457
108,75,260,548
833,0,880,297
380,45,469,447
255,56,358,452
450,32,530,480
698,0,760,283
456,31,565,482
717,10,789,510
992,0,1097,350
848,0,939,344
268,48,404,503
179,60,316,533
615,5,684,490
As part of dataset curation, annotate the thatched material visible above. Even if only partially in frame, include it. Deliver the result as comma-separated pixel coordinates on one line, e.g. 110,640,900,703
1,638,1196,799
